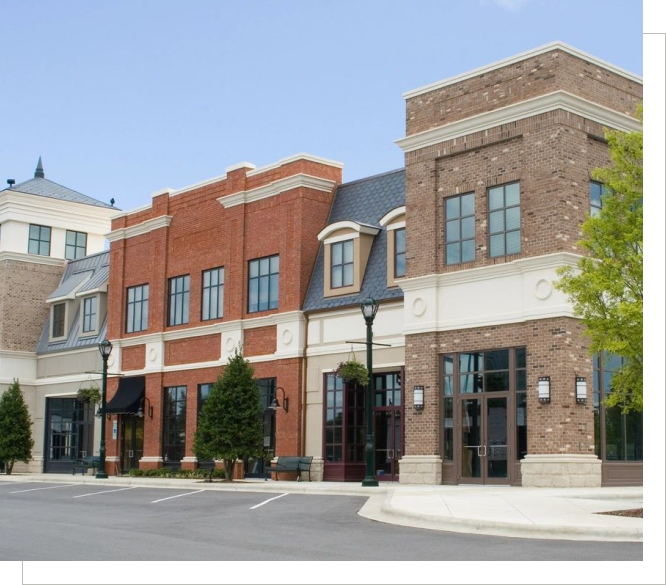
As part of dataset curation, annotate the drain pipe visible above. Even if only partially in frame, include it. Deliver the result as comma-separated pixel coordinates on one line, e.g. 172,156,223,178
300,312,309,457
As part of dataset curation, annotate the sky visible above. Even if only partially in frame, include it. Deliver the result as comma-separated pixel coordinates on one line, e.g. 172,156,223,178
0,0,643,212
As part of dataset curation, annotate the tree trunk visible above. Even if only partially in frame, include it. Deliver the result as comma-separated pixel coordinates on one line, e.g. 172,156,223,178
224,459,235,482
7,460,14,475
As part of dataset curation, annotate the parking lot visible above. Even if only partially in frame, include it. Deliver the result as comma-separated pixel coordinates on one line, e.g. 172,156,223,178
0,480,643,561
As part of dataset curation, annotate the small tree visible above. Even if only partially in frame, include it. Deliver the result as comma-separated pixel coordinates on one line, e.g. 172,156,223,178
556,106,643,413
193,349,264,481
0,379,35,474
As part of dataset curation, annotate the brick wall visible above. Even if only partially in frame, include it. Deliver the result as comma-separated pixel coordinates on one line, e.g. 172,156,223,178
404,317,594,458
164,334,221,366
0,259,64,352
243,326,277,357
121,345,145,371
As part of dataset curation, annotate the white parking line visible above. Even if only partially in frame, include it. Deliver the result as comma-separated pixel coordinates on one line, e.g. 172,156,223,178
73,487,138,498
250,493,289,509
0,482,31,488
10,484,75,494
151,489,204,504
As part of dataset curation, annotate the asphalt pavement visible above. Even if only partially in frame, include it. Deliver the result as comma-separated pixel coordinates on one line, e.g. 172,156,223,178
0,480,642,561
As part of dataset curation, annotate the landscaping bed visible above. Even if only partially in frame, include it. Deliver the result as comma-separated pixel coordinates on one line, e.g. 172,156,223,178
598,508,643,518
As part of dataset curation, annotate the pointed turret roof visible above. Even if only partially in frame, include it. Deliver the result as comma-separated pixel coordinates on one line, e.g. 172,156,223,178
35,156,45,178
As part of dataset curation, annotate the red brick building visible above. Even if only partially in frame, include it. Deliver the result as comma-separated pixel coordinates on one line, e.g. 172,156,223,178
104,154,342,476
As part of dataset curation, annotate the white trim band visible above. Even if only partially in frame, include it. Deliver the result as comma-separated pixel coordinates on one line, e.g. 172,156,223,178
107,215,173,242
219,174,337,208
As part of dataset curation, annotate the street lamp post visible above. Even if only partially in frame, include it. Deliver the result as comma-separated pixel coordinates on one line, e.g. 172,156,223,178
96,339,113,479
360,298,379,487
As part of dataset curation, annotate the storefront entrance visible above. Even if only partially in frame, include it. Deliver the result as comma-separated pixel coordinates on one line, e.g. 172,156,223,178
373,372,403,482
121,416,144,474
44,397,94,473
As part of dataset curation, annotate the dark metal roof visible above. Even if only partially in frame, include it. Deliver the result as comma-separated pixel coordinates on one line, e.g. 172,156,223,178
4,177,117,209
303,168,405,312
37,251,110,354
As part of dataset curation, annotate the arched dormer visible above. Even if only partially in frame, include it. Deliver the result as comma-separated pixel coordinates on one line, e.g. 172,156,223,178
379,206,406,287
317,220,380,297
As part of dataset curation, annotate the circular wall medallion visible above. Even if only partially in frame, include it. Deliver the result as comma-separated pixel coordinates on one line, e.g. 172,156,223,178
412,297,427,317
225,337,235,352
282,329,293,345
148,347,157,362
535,279,553,300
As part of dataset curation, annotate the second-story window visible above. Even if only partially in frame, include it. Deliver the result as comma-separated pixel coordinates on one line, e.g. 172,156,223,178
248,255,279,313
168,275,190,326
126,284,149,333
202,267,224,321
331,240,354,288
28,224,51,256
445,193,475,265
52,303,66,339
395,228,406,278
488,182,521,258
65,230,87,260
82,296,97,334
590,181,606,217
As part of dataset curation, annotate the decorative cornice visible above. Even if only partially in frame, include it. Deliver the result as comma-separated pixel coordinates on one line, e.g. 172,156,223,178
218,174,337,209
403,41,642,100
399,253,583,292
246,153,344,177
0,251,66,267
395,91,642,153
106,215,172,242
317,220,380,242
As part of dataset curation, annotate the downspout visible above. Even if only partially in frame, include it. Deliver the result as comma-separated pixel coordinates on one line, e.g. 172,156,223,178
300,312,308,456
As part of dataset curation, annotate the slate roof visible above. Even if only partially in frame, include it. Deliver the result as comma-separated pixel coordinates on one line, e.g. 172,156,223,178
303,168,405,312
37,251,110,354
5,177,117,209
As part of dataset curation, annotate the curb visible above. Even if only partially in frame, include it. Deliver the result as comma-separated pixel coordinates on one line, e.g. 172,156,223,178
357,492,643,542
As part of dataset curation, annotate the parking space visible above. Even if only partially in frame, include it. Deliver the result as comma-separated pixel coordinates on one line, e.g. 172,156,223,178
0,480,643,561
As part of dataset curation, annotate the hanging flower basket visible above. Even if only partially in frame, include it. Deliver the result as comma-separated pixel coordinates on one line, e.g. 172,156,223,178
77,381,101,404
336,359,369,387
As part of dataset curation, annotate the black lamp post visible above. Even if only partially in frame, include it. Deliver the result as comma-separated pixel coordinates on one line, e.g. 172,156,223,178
360,298,379,487
96,339,113,479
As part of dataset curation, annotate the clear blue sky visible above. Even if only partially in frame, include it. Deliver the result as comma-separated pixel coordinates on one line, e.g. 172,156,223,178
0,0,642,212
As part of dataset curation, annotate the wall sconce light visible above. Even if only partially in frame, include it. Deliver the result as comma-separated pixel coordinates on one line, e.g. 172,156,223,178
538,376,551,403
576,376,587,404
137,396,154,419
269,386,289,412
413,386,424,410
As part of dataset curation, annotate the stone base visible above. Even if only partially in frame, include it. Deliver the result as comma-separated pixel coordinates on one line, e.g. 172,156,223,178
139,456,163,471
521,454,602,487
398,455,442,485
309,457,324,482
180,457,198,471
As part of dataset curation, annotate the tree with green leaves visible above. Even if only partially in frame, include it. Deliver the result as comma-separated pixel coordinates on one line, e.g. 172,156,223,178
0,379,35,474
193,349,264,481
556,105,642,413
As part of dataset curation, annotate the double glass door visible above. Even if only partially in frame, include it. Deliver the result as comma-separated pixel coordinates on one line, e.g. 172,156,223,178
460,395,509,484
373,372,402,482
121,416,144,473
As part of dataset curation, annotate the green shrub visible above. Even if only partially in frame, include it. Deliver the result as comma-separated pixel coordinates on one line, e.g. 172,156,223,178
192,468,211,479
144,469,159,477
156,466,174,477
212,467,227,479
175,469,193,479
128,468,144,477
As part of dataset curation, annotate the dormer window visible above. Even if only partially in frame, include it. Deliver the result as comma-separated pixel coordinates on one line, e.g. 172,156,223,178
379,206,406,287
331,240,354,288
82,296,97,334
51,303,66,340
318,221,380,298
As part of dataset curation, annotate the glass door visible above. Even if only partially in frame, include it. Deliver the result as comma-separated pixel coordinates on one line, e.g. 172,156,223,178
121,416,144,474
373,372,403,482
461,398,483,483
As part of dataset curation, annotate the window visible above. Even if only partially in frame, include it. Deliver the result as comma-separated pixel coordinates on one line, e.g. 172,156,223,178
28,224,51,256
45,398,94,470
325,374,344,462
197,383,214,419
82,296,97,334
168,275,190,326
163,386,187,465
65,230,87,260
52,303,66,339
331,240,354,288
324,374,366,465
202,268,224,321
126,284,149,333
589,181,606,217
593,353,643,462
488,182,521,258
248,255,279,313
445,193,475,264
394,228,406,278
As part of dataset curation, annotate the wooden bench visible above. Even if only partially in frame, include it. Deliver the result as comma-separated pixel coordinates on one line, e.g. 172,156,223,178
264,456,313,482
72,456,101,475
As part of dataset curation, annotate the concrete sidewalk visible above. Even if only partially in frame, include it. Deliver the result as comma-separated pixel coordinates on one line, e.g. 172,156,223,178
0,473,642,542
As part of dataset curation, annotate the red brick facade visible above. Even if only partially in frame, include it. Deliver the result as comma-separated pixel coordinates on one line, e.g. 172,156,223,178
105,155,341,474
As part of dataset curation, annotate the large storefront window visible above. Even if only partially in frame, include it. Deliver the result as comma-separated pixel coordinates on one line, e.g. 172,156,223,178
44,398,94,473
163,386,187,466
593,354,643,462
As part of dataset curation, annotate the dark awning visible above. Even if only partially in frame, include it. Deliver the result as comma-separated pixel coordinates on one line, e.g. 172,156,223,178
106,376,145,415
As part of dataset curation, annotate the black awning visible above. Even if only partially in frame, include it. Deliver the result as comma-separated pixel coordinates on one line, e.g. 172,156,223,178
106,376,145,415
